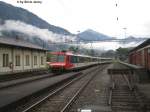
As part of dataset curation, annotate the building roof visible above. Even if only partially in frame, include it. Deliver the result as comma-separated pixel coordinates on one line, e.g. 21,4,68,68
0,37,47,51
130,38,150,52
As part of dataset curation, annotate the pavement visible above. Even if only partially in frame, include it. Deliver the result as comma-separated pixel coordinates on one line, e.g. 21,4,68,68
0,73,52,89
0,72,80,108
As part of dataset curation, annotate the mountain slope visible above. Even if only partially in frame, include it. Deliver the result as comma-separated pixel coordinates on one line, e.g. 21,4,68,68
0,1,71,35
77,29,112,41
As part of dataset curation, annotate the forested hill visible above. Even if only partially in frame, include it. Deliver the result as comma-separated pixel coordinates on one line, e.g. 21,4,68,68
0,1,71,35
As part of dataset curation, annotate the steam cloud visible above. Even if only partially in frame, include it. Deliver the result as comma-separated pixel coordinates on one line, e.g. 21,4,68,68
0,20,76,43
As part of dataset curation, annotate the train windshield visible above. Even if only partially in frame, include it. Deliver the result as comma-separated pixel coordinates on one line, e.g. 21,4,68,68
51,54,65,62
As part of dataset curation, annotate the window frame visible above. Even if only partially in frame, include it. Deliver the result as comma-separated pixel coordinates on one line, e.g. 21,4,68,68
2,53,9,67
41,56,44,65
25,55,30,66
34,56,38,65
15,55,21,66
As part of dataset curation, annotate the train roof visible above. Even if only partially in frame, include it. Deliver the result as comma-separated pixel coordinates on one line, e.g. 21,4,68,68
50,51,112,59
130,38,150,53
51,51,92,58
0,37,47,51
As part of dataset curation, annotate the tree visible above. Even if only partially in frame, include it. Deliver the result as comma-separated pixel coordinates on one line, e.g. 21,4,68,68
101,50,115,58
68,46,79,53
116,47,130,61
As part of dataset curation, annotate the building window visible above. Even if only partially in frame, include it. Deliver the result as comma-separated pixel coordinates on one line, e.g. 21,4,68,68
41,56,44,65
15,55,21,66
25,55,30,66
3,54,9,67
34,56,37,65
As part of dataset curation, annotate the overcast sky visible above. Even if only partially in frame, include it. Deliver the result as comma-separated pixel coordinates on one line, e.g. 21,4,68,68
1,0,150,38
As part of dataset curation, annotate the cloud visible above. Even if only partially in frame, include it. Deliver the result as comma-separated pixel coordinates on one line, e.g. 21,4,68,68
0,20,76,42
82,41,143,50
0,20,145,51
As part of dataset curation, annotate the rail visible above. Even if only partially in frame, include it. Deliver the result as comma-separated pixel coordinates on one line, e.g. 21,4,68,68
107,62,149,111
22,66,100,112
108,68,135,106
60,67,101,112
123,74,133,91
108,80,115,105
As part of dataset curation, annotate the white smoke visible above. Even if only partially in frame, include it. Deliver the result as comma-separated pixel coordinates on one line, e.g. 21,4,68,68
0,20,76,43
82,41,143,50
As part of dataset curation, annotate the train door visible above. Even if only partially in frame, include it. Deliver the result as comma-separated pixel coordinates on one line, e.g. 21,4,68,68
66,55,71,67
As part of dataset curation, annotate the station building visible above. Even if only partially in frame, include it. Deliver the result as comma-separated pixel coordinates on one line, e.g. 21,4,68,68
129,38,150,71
0,37,47,75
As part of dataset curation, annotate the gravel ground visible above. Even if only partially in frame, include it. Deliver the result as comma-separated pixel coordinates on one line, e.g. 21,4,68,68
68,64,113,112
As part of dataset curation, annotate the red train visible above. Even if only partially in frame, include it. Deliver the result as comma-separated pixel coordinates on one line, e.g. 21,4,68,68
129,39,150,71
47,51,112,72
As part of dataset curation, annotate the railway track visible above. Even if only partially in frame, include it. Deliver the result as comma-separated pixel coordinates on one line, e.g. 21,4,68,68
0,65,102,112
19,65,103,112
68,64,111,112
0,71,82,112
109,74,150,112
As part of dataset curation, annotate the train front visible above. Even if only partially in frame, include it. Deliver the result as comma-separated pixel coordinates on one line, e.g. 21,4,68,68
47,52,69,72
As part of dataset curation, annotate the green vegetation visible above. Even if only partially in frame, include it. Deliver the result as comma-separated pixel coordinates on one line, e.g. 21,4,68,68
68,46,79,53
115,47,131,61
101,50,116,58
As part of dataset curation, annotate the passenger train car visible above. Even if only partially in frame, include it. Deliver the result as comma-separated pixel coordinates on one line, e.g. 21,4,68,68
47,51,112,72
129,39,150,71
